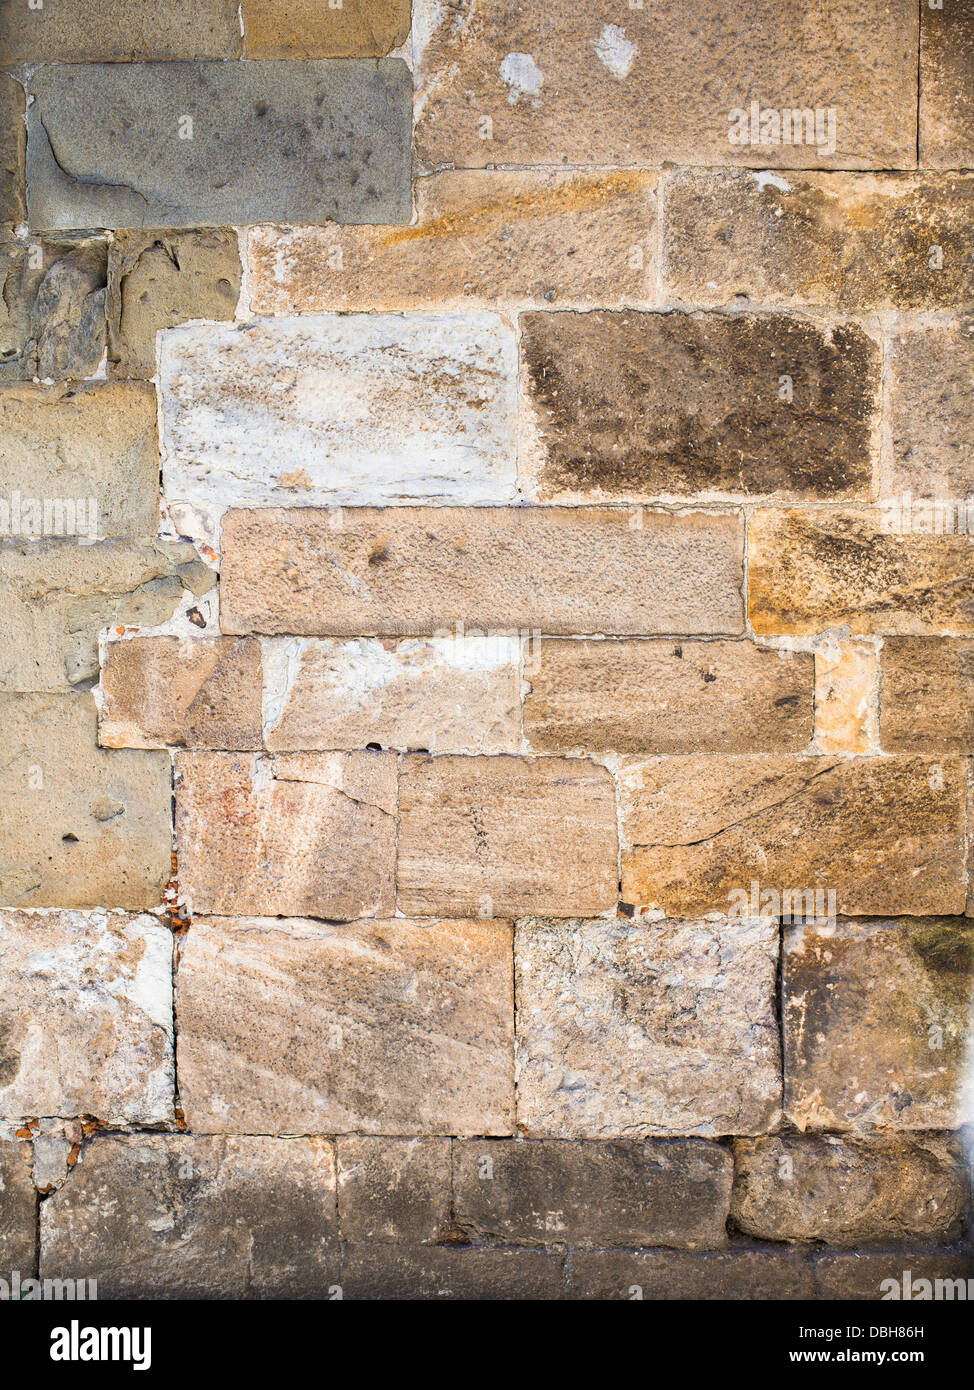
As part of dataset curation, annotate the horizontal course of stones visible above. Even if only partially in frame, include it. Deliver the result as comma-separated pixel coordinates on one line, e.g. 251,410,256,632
1,0,973,1301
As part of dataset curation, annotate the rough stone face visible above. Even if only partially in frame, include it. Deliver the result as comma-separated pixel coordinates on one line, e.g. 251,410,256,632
337,1138,451,1244
514,916,781,1139
220,507,745,637
0,0,241,63
177,917,514,1136
0,694,172,910
880,638,974,753
101,638,262,751
26,61,412,230
815,1251,974,1301
248,171,657,313
0,909,174,1125
783,918,974,1132
886,319,974,500
0,539,214,692
342,1243,565,1300
397,756,617,919
175,750,396,919
0,235,107,381
814,638,878,754
920,0,974,168
159,315,519,517
520,311,879,503
1,74,25,228
108,231,241,380
731,1135,972,1246
40,1134,339,1298
568,1248,816,1301
0,383,159,541
263,636,521,754
413,0,917,170
452,1139,732,1250
748,509,974,636
0,1137,36,1273
243,0,411,57
663,171,974,311
619,754,967,917
523,640,813,754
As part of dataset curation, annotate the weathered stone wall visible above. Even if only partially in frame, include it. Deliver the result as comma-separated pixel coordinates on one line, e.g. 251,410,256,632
1,0,972,1301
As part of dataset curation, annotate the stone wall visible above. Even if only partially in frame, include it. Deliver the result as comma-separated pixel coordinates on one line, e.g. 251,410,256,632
1,0,972,1301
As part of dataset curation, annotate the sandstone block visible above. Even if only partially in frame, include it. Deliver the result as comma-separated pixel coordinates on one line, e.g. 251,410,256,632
523,640,813,754
248,171,657,313
1,74,25,228
337,1137,451,1244
174,750,396,919
342,1242,565,1300
731,1135,971,1245
40,1134,338,1298
397,756,618,918
880,637,974,753
0,909,173,1125
815,1251,974,1300
783,918,974,1131
26,61,411,230
0,1138,36,1273
220,507,745,637
920,0,974,168
520,311,878,503
514,916,781,1139
243,0,411,57
452,1139,732,1250
263,636,521,754
619,754,966,917
177,916,514,1136
814,638,878,754
0,694,172,909
0,0,241,63
0,235,107,381
885,318,974,500
100,637,262,750
568,1248,816,1301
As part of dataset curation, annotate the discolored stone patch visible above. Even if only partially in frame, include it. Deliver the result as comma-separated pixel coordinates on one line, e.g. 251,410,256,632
0,235,107,381
920,0,974,169
885,318,974,501
243,0,411,57
880,637,974,753
337,1138,451,1245
814,638,878,755
520,311,879,502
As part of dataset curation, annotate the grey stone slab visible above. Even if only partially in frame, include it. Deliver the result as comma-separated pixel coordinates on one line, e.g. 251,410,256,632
26,61,412,230
0,0,241,65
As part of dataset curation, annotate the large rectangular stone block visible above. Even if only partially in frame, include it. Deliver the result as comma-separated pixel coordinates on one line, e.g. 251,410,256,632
568,1248,816,1301
26,61,411,230
0,235,107,381
880,637,974,753
337,1137,452,1245
397,755,618,918
885,320,974,501
0,909,173,1126
0,74,25,227
243,0,411,57
514,916,781,1139
0,1137,36,1274
920,0,974,168
220,507,745,637
815,1251,974,1301
177,917,515,1136
341,1243,565,1300
0,0,241,63
619,755,967,917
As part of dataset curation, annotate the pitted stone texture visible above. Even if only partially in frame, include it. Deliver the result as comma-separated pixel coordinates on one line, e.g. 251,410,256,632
452,1139,732,1250
783,918,974,1132
0,539,214,692
749,509,974,636
0,236,107,381
568,1248,816,1301
0,694,172,910
160,315,518,513
619,755,967,918
413,0,917,170
263,637,521,754
731,1135,972,1246
40,1134,338,1299
175,750,396,919
342,1243,565,1299
397,756,618,919
815,1252,974,1301
248,171,657,313
0,384,159,541
220,507,745,637
177,917,514,1137
664,171,974,312
26,61,411,230
921,0,974,168
514,916,781,1139
0,909,173,1126
0,75,25,228
243,0,411,57
0,0,241,63
886,319,974,500
337,1138,451,1244
520,311,878,503
108,231,241,380
523,640,813,754
100,637,262,751
814,639,877,755
880,638,974,753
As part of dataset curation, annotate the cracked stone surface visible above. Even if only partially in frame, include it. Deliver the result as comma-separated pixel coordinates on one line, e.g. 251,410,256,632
0,235,107,381
26,61,412,229
0,909,174,1126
